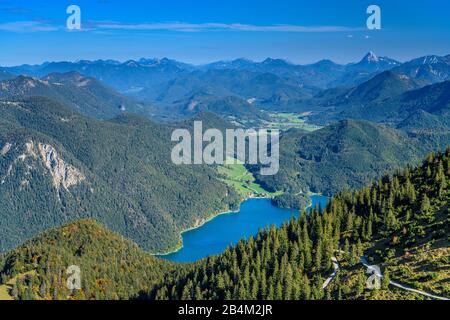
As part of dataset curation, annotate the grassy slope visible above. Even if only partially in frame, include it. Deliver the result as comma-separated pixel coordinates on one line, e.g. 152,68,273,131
0,283,13,300
218,158,282,198
326,151,450,299
0,271,36,301
387,246,449,295
326,244,449,300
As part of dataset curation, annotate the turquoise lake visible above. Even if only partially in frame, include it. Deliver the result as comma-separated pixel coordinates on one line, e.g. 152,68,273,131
158,195,329,263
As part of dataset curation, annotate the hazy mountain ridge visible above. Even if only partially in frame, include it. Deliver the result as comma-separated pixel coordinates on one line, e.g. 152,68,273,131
0,70,14,81
3,52,447,92
3,52,449,124
336,80,450,125
1,52,404,95
0,73,149,120
5,59,190,92
171,93,269,124
392,54,450,84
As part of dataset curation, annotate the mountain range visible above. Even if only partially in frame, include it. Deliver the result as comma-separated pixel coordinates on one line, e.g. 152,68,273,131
0,57,449,224
0,50,450,301
2,52,450,124
325,79,450,127
392,54,450,84
1,52,403,93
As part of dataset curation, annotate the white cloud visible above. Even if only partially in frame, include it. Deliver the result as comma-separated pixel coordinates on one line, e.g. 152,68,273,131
0,21,58,32
0,20,363,34
94,21,362,33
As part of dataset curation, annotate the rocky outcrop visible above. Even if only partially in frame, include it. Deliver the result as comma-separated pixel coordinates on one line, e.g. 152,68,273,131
1,140,85,190
0,143,12,156
37,143,85,190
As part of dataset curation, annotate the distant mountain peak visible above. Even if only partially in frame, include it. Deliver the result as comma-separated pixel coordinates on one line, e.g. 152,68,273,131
229,58,253,65
317,59,336,64
420,55,443,65
74,59,93,64
312,59,340,67
203,58,255,70
362,51,379,63
138,57,173,65
93,59,121,65
391,54,450,84
345,52,400,75
261,58,291,66
233,57,252,62
11,74,43,85
358,52,400,66
123,60,141,67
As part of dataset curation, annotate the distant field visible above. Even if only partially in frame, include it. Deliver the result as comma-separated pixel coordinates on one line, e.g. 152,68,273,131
264,112,323,132
218,158,282,198
228,111,323,132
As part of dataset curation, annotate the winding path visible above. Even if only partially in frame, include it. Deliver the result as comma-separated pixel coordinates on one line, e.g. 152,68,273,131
360,256,449,301
322,256,339,289
322,254,449,300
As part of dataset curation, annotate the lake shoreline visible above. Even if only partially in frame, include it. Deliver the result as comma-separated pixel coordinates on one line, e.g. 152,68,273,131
305,192,323,211
153,194,269,257
154,192,329,259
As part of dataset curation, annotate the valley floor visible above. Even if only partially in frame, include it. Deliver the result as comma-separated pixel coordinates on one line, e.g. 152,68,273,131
218,157,282,198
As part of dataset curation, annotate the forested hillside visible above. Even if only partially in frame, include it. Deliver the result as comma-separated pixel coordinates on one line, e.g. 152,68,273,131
1,149,448,300
149,149,450,300
0,73,148,119
148,211,337,300
0,96,241,253
338,80,450,125
0,220,170,300
253,119,434,195
172,94,269,126
0,70,14,81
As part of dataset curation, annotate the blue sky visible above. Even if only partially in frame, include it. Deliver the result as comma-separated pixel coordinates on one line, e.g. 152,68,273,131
0,0,449,66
